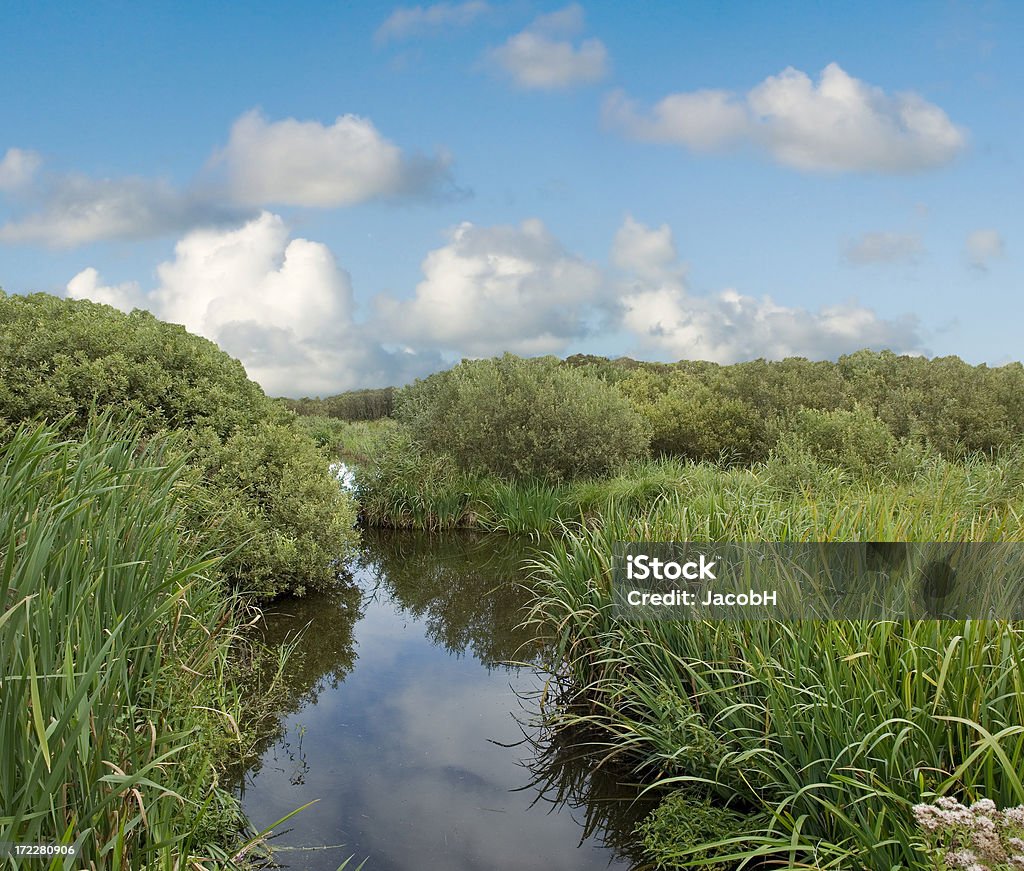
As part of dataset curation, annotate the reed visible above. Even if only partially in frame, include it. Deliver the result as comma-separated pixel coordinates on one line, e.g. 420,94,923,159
0,419,255,869
526,469,1024,869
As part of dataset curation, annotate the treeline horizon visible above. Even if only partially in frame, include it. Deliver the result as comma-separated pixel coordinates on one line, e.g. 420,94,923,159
287,349,1024,463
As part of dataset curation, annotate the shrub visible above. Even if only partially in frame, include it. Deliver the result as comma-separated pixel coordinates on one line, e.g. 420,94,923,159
187,420,358,598
396,354,650,481
0,291,357,597
777,404,900,477
619,370,774,463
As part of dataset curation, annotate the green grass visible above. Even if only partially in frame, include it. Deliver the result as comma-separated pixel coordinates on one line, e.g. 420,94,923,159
296,416,397,465
0,419,264,869
524,468,1024,870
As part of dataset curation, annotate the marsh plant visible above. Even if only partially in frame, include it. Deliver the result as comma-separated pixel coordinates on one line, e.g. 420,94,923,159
0,420,246,867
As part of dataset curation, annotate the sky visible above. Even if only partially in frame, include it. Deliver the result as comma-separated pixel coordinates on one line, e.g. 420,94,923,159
1,0,1020,396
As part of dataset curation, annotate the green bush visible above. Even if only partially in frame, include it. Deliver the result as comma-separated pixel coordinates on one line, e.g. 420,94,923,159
619,369,774,463
777,404,899,478
188,420,358,597
0,291,357,597
396,353,650,481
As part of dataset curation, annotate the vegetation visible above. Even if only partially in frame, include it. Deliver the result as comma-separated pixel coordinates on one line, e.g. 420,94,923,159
0,291,358,598
525,487,1024,868
296,415,397,465
395,353,650,481
604,351,1024,463
0,291,365,867
0,419,251,868
282,386,395,421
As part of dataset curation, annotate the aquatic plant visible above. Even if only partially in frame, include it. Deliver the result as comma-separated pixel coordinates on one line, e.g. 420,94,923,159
525,469,1024,869
0,419,252,867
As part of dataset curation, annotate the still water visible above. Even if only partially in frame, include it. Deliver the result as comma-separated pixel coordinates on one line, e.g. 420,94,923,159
235,529,650,871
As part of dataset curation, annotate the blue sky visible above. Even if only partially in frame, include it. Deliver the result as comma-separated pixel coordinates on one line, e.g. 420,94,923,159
1,1,1019,395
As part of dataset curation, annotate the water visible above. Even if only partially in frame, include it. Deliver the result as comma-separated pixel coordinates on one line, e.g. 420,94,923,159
234,529,650,871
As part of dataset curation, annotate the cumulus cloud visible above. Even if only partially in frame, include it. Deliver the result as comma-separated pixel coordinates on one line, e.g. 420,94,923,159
0,148,42,192
966,228,1005,270
487,4,608,90
0,175,245,247
375,1,489,44
215,109,454,208
603,89,749,152
66,267,145,311
1,110,459,247
604,62,966,173
612,214,685,282
843,231,923,265
63,211,927,393
614,217,924,362
66,212,440,396
374,218,608,356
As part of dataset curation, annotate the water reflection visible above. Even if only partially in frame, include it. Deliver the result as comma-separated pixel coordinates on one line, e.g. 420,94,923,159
359,527,541,668
235,529,649,871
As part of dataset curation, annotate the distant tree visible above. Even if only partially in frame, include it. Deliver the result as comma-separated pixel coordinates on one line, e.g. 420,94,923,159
397,354,650,480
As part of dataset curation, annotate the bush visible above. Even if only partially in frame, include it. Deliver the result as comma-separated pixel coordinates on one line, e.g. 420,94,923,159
0,291,357,597
188,421,358,597
396,354,650,481
619,369,774,463
777,404,900,477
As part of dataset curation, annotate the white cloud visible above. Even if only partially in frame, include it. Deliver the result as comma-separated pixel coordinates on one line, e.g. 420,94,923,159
64,212,927,394
843,231,923,265
66,213,439,396
0,175,244,247
604,62,966,173
966,228,1005,270
216,109,452,208
375,218,607,356
615,217,924,362
488,4,608,90
0,148,42,191
603,89,749,151
612,214,685,282
66,267,145,311
375,1,489,43
529,3,585,36
1,110,459,248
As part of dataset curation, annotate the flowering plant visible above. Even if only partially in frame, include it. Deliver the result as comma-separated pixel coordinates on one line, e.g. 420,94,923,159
914,797,1024,870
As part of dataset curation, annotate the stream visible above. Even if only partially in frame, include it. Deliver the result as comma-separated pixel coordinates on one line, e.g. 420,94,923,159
233,528,652,871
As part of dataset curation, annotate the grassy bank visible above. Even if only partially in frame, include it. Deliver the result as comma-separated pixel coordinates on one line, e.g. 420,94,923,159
0,420,266,868
355,444,1024,538
526,510,1024,869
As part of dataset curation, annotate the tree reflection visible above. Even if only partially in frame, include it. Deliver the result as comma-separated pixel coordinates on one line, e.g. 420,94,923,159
360,527,542,669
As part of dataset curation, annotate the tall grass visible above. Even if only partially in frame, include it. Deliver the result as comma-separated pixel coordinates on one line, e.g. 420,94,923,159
0,420,254,869
526,469,1024,869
